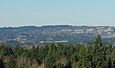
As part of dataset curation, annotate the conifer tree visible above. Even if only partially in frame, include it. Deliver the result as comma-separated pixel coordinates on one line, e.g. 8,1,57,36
0,59,5,68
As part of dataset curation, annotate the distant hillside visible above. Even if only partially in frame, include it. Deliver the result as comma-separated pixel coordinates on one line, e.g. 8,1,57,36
0,25,115,45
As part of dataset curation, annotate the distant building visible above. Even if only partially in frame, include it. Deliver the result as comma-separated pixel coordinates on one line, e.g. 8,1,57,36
40,40,68,43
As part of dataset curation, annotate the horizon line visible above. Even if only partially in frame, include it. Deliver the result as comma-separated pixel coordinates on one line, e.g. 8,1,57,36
0,25,115,28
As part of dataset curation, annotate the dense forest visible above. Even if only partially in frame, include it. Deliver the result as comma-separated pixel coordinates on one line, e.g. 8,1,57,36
0,35,115,68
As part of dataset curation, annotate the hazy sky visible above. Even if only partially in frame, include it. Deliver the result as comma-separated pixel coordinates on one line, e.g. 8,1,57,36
0,0,115,27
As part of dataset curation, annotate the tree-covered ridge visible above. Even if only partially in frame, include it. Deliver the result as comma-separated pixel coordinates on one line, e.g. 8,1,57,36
0,25,115,45
0,35,115,68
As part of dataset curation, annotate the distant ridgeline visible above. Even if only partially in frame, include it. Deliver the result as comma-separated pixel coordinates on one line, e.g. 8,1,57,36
0,25,115,45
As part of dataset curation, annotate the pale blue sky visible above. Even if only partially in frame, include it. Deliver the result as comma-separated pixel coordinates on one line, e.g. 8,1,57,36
0,0,115,27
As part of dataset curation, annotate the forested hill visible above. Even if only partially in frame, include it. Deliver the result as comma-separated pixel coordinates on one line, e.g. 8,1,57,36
0,25,115,45
0,35,115,68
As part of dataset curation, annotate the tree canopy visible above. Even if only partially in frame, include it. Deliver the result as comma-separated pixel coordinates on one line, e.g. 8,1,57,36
0,35,114,68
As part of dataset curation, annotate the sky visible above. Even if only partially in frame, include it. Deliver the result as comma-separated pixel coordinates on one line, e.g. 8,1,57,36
0,0,115,27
